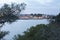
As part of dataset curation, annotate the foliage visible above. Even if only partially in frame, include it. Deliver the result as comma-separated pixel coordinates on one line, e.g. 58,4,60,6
0,31,9,39
14,13,60,40
0,3,26,40
31,14,42,17
55,13,60,23
0,3,26,23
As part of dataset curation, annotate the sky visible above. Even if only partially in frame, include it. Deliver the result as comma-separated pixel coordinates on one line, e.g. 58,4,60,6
0,0,60,15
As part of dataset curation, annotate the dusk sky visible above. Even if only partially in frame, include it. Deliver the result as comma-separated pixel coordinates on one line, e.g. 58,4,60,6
0,0,60,15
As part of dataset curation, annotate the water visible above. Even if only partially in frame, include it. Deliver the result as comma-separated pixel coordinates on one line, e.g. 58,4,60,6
1,19,49,40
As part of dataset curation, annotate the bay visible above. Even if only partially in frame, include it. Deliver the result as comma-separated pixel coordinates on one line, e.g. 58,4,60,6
1,19,49,40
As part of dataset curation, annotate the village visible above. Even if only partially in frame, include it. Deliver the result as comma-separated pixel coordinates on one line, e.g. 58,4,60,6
19,14,53,20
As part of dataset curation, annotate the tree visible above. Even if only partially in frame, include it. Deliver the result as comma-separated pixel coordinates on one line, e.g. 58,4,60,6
55,13,60,23
0,3,26,40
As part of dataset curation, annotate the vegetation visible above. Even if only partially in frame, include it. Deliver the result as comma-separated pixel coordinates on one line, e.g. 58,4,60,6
0,3,26,40
14,13,60,40
31,14,42,17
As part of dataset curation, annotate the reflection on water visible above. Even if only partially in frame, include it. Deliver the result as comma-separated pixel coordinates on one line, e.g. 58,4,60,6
1,19,49,40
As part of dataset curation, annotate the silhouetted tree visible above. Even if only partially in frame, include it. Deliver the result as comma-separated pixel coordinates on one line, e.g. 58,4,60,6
0,3,26,40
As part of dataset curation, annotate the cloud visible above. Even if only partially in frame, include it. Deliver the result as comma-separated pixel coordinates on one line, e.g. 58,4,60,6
0,0,25,4
35,0,54,5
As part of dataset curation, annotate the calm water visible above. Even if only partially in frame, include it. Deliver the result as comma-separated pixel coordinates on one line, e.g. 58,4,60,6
1,19,49,40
